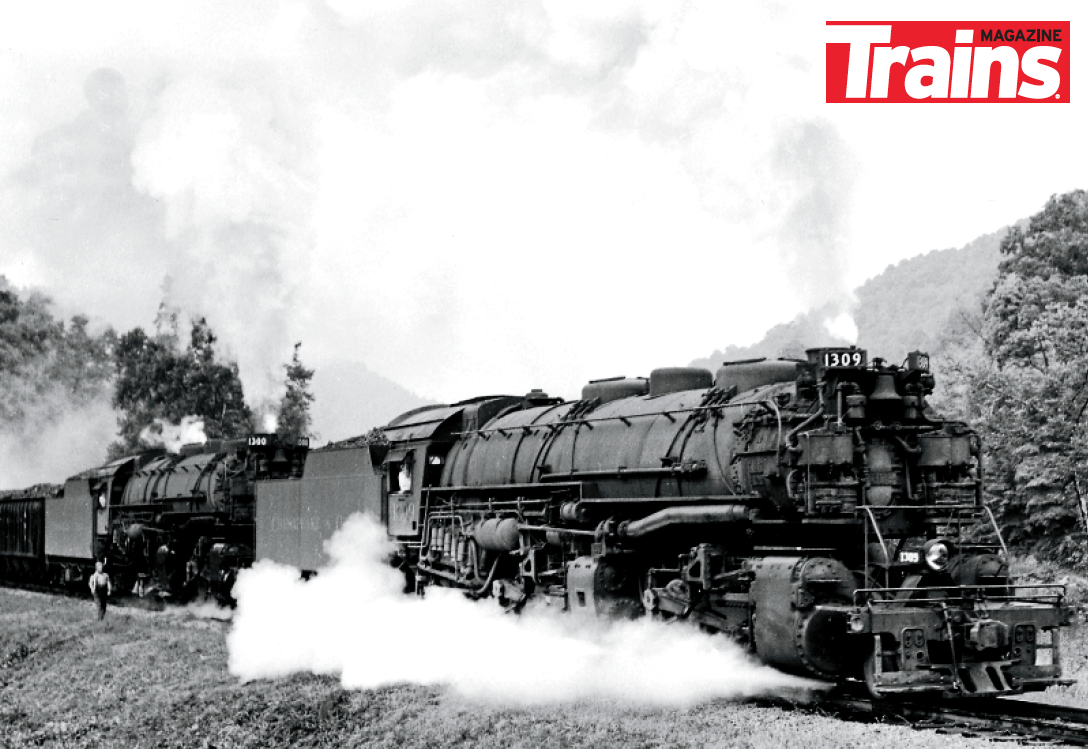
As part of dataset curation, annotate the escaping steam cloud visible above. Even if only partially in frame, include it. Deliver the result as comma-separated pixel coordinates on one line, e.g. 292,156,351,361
228,514,822,706
139,415,207,454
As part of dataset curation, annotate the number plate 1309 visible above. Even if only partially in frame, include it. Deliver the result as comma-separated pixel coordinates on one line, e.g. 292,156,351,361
822,349,867,368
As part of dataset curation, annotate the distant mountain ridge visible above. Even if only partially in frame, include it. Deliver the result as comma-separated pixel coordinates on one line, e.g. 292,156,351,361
691,221,1023,370
310,360,434,444
854,223,1020,358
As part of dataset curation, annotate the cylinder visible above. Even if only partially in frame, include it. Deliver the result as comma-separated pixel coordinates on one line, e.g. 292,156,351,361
560,502,586,523
749,556,857,679
473,517,521,551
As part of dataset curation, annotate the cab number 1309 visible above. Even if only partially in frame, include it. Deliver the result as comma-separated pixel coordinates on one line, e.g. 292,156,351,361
822,350,866,368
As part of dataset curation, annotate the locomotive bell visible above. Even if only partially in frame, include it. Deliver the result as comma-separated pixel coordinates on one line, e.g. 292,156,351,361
868,373,901,402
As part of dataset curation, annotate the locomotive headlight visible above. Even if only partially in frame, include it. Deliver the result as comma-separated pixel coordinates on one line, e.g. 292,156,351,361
923,539,951,571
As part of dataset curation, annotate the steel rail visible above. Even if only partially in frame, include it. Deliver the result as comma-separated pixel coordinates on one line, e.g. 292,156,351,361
753,689,1088,745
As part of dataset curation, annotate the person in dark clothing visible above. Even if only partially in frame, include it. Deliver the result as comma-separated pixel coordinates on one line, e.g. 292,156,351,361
89,561,112,620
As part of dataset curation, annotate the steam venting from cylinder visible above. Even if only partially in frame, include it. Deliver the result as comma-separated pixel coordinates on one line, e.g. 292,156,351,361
228,514,823,705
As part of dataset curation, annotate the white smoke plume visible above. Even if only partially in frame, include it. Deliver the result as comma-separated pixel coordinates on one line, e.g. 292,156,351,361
228,514,823,706
130,74,315,404
0,4,865,410
0,65,312,409
260,411,278,434
0,394,117,489
768,120,860,341
139,415,207,453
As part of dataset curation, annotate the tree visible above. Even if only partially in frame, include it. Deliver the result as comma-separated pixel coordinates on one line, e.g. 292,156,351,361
110,312,251,456
948,191,1088,566
0,279,114,424
277,342,314,443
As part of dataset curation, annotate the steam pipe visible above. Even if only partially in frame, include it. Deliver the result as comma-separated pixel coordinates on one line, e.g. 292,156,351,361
786,408,824,450
471,556,501,598
617,504,748,538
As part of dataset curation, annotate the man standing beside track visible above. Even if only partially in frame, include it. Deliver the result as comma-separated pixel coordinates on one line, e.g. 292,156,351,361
89,561,112,620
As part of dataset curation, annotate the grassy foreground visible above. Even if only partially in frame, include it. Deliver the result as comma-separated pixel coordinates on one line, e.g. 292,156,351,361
1,587,1083,749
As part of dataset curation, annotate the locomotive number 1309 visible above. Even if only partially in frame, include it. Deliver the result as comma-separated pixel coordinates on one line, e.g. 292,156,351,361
822,350,867,368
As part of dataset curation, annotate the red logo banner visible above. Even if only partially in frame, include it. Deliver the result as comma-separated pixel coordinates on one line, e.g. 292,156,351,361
826,21,1070,102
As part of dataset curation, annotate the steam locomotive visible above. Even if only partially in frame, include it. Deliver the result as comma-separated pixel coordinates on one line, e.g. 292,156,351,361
257,346,1072,698
0,435,309,604
0,346,1073,698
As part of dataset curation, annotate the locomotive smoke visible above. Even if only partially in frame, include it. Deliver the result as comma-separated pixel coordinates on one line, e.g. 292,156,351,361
129,75,315,406
228,514,823,706
770,120,860,342
0,394,117,489
0,5,866,413
138,415,207,454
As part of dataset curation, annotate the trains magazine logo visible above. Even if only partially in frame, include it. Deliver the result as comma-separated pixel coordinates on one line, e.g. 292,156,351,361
826,22,1069,102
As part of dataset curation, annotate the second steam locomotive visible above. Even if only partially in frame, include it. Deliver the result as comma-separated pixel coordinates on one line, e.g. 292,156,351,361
0,347,1073,698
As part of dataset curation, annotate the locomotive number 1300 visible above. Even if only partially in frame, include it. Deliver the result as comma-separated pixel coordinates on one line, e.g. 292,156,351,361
822,350,867,368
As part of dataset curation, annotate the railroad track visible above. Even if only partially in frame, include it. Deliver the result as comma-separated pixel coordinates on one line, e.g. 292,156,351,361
756,688,1088,745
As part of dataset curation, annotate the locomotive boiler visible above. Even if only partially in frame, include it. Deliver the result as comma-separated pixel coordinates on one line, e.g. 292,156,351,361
299,347,1068,698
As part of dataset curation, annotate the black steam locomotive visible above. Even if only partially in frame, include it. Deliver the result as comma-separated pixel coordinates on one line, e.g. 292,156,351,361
0,435,308,604
0,346,1073,698
257,347,1072,698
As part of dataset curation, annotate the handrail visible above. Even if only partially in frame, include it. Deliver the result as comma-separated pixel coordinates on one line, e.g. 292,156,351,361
980,504,1010,558
860,506,890,588
852,583,1066,607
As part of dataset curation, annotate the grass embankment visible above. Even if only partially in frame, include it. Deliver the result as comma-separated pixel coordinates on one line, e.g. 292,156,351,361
0,588,1054,749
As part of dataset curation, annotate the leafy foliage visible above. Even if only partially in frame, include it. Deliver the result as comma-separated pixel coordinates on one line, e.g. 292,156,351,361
110,311,251,457
855,224,1013,362
947,190,1088,565
276,342,314,444
0,279,114,425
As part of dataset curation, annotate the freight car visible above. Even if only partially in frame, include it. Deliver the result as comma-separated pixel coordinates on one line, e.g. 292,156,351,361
256,347,1072,698
0,486,50,584
0,436,309,603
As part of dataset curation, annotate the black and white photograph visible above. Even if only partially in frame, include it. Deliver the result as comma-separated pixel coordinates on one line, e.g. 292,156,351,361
2,2,1088,747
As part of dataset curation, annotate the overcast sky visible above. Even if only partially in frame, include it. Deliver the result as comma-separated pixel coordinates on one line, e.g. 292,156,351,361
1,1,1085,404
